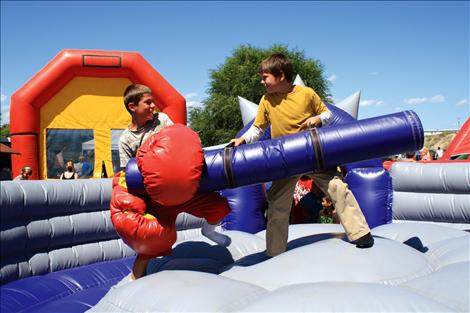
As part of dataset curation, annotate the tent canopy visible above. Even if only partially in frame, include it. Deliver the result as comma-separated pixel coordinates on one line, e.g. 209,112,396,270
82,130,123,152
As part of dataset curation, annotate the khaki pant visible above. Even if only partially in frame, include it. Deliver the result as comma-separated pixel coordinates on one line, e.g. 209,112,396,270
266,169,370,256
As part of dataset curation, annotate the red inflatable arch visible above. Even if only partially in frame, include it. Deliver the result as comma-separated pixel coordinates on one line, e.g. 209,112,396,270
10,50,186,180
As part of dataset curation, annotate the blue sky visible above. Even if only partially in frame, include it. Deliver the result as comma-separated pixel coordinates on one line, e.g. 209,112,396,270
1,1,469,132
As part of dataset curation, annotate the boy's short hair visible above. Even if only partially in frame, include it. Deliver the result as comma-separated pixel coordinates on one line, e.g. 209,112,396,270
123,84,152,113
259,53,294,82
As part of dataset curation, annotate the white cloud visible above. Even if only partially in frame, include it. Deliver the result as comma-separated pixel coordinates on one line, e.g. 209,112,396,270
327,74,337,82
403,97,427,105
185,93,204,110
360,99,384,107
457,99,469,106
187,100,204,110
1,92,10,125
430,95,445,103
404,95,446,105
1,104,10,125
184,93,198,101
368,72,378,75
395,106,405,111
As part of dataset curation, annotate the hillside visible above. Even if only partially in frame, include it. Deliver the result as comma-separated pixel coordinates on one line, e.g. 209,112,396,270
424,131,457,151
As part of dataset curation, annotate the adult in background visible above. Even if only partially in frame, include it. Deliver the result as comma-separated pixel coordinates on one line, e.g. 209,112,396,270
60,160,78,180
75,155,85,177
419,147,432,161
80,155,93,178
435,147,444,160
402,152,417,162
13,166,32,180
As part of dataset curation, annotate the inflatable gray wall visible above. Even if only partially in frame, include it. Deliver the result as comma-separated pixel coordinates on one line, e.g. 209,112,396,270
390,162,470,229
0,179,204,285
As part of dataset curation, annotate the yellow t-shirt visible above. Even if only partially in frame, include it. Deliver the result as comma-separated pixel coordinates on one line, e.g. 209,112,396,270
254,85,328,138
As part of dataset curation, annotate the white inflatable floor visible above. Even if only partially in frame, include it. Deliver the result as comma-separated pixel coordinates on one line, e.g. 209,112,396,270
89,223,469,312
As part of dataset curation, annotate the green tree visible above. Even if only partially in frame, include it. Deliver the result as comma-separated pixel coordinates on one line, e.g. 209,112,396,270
0,123,10,139
189,44,331,146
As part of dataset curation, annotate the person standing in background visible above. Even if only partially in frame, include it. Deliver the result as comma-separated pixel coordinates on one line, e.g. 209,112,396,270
60,160,78,179
435,147,444,160
75,155,85,177
13,166,32,180
419,147,432,161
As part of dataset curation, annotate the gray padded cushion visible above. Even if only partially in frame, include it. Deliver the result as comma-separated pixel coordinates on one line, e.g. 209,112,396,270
390,162,470,224
391,162,470,194
0,179,203,284
401,262,470,312
0,179,112,221
392,192,470,223
90,223,469,313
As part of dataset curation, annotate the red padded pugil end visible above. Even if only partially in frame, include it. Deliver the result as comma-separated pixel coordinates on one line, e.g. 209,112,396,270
110,185,177,257
137,124,204,206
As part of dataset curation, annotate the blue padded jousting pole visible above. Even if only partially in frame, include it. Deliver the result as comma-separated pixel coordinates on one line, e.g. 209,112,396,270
126,110,423,195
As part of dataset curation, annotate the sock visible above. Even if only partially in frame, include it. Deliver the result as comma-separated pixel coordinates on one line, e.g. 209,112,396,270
201,221,231,246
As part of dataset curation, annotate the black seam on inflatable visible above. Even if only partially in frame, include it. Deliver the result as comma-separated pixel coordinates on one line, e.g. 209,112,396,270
9,132,38,136
310,128,325,171
223,147,235,188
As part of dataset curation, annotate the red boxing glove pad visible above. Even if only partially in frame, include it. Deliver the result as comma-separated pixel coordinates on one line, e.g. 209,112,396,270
110,195,175,257
137,124,204,206
111,185,146,215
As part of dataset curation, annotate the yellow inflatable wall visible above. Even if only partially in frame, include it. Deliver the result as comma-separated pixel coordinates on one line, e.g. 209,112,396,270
40,77,132,178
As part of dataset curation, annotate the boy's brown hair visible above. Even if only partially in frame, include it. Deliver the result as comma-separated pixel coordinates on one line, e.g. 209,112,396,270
123,84,152,113
259,53,294,83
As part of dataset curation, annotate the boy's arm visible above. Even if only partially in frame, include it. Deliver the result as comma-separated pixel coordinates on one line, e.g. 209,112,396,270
231,100,268,146
231,124,264,146
302,92,333,128
301,110,332,129
314,92,333,126
241,124,265,143
319,110,333,126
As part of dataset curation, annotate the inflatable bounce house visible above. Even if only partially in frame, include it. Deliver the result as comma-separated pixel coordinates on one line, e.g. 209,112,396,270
1,50,469,313
9,50,186,180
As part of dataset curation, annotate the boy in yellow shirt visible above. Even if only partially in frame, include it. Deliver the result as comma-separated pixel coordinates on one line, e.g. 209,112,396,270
231,53,374,256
